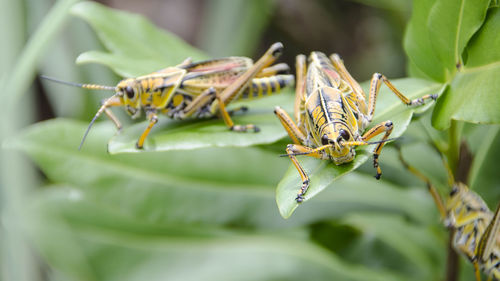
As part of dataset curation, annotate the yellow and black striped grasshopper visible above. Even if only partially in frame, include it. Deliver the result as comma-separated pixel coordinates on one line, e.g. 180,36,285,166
399,150,500,281
42,42,293,149
274,52,437,202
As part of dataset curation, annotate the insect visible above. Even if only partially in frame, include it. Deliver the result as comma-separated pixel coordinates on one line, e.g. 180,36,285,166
274,52,437,202
398,150,500,281
42,42,294,149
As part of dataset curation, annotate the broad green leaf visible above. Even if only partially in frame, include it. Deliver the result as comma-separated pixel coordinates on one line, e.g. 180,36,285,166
6,119,434,228
276,78,441,218
108,93,294,153
70,1,207,77
342,213,445,280
469,125,500,207
404,0,447,82
427,0,489,79
25,187,406,281
432,8,500,129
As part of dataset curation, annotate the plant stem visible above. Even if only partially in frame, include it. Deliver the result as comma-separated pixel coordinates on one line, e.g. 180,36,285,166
447,120,462,180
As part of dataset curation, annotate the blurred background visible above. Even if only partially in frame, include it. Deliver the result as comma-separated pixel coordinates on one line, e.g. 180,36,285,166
6,1,496,281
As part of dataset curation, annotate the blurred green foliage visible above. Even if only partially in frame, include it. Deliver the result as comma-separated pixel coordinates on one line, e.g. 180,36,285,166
2,1,500,281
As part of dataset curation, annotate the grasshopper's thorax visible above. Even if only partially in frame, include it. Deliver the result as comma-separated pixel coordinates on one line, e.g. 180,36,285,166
304,84,359,165
116,68,186,118
446,183,494,262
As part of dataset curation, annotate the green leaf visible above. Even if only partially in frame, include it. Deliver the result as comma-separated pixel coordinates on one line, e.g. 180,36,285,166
432,8,500,129
70,1,207,77
404,0,447,82
427,0,490,79
276,78,441,218
404,0,489,82
7,118,434,228
25,186,406,281
342,213,445,280
107,93,294,153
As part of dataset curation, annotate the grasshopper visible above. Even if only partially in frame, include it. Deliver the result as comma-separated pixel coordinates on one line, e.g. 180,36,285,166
42,42,293,149
274,52,436,202
399,150,500,281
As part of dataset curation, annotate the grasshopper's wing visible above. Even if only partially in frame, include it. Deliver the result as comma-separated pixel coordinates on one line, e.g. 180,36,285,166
478,202,500,262
179,57,254,96
182,57,252,73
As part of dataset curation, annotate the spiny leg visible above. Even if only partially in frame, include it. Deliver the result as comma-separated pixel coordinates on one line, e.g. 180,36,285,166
216,92,258,132
216,43,284,132
474,262,482,281
274,106,306,145
79,94,123,150
256,63,290,77
227,106,248,116
397,146,447,219
175,57,193,68
294,55,307,132
361,120,394,179
136,110,159,149
101,97,123,130
219,42,283,104
285,144,327,202
366,73,437,121
178,87,217,118
329,54,367,108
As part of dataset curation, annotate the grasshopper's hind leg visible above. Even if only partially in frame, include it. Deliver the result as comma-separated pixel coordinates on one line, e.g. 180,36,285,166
216,42,285,132
366,73,437,121
256,63,290,77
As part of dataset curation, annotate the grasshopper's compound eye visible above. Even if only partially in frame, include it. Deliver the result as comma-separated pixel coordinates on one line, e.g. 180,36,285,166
125,86,135,99
339,129,350,141
321,134,329,146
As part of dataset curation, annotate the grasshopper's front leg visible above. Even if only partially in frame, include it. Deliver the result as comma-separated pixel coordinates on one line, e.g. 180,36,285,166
217,42,285,132
136,109,159,149
359,120,394,179
275,106,329,202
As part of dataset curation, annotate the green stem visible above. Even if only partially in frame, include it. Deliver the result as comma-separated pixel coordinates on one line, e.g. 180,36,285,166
447,120,463,178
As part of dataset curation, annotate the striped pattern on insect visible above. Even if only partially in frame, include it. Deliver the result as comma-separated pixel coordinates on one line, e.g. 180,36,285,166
42,42,293,149
274,52,437,202
399,151,500,281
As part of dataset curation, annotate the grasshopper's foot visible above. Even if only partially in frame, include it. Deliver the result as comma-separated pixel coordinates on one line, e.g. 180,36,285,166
295,179,310,203
409,93,439,106
135,142,144,150
231,124,260,133
373,154,382,179
227,106,249,116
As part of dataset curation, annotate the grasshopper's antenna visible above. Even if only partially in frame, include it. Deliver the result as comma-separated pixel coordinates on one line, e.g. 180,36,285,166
40,75,116,91
79,94,119,150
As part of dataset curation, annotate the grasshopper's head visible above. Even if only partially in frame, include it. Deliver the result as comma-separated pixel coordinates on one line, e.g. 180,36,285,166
320,125,355,165
116,79,141,118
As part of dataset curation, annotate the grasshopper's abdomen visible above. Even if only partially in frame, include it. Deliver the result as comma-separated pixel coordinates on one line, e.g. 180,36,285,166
239,74,294,100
